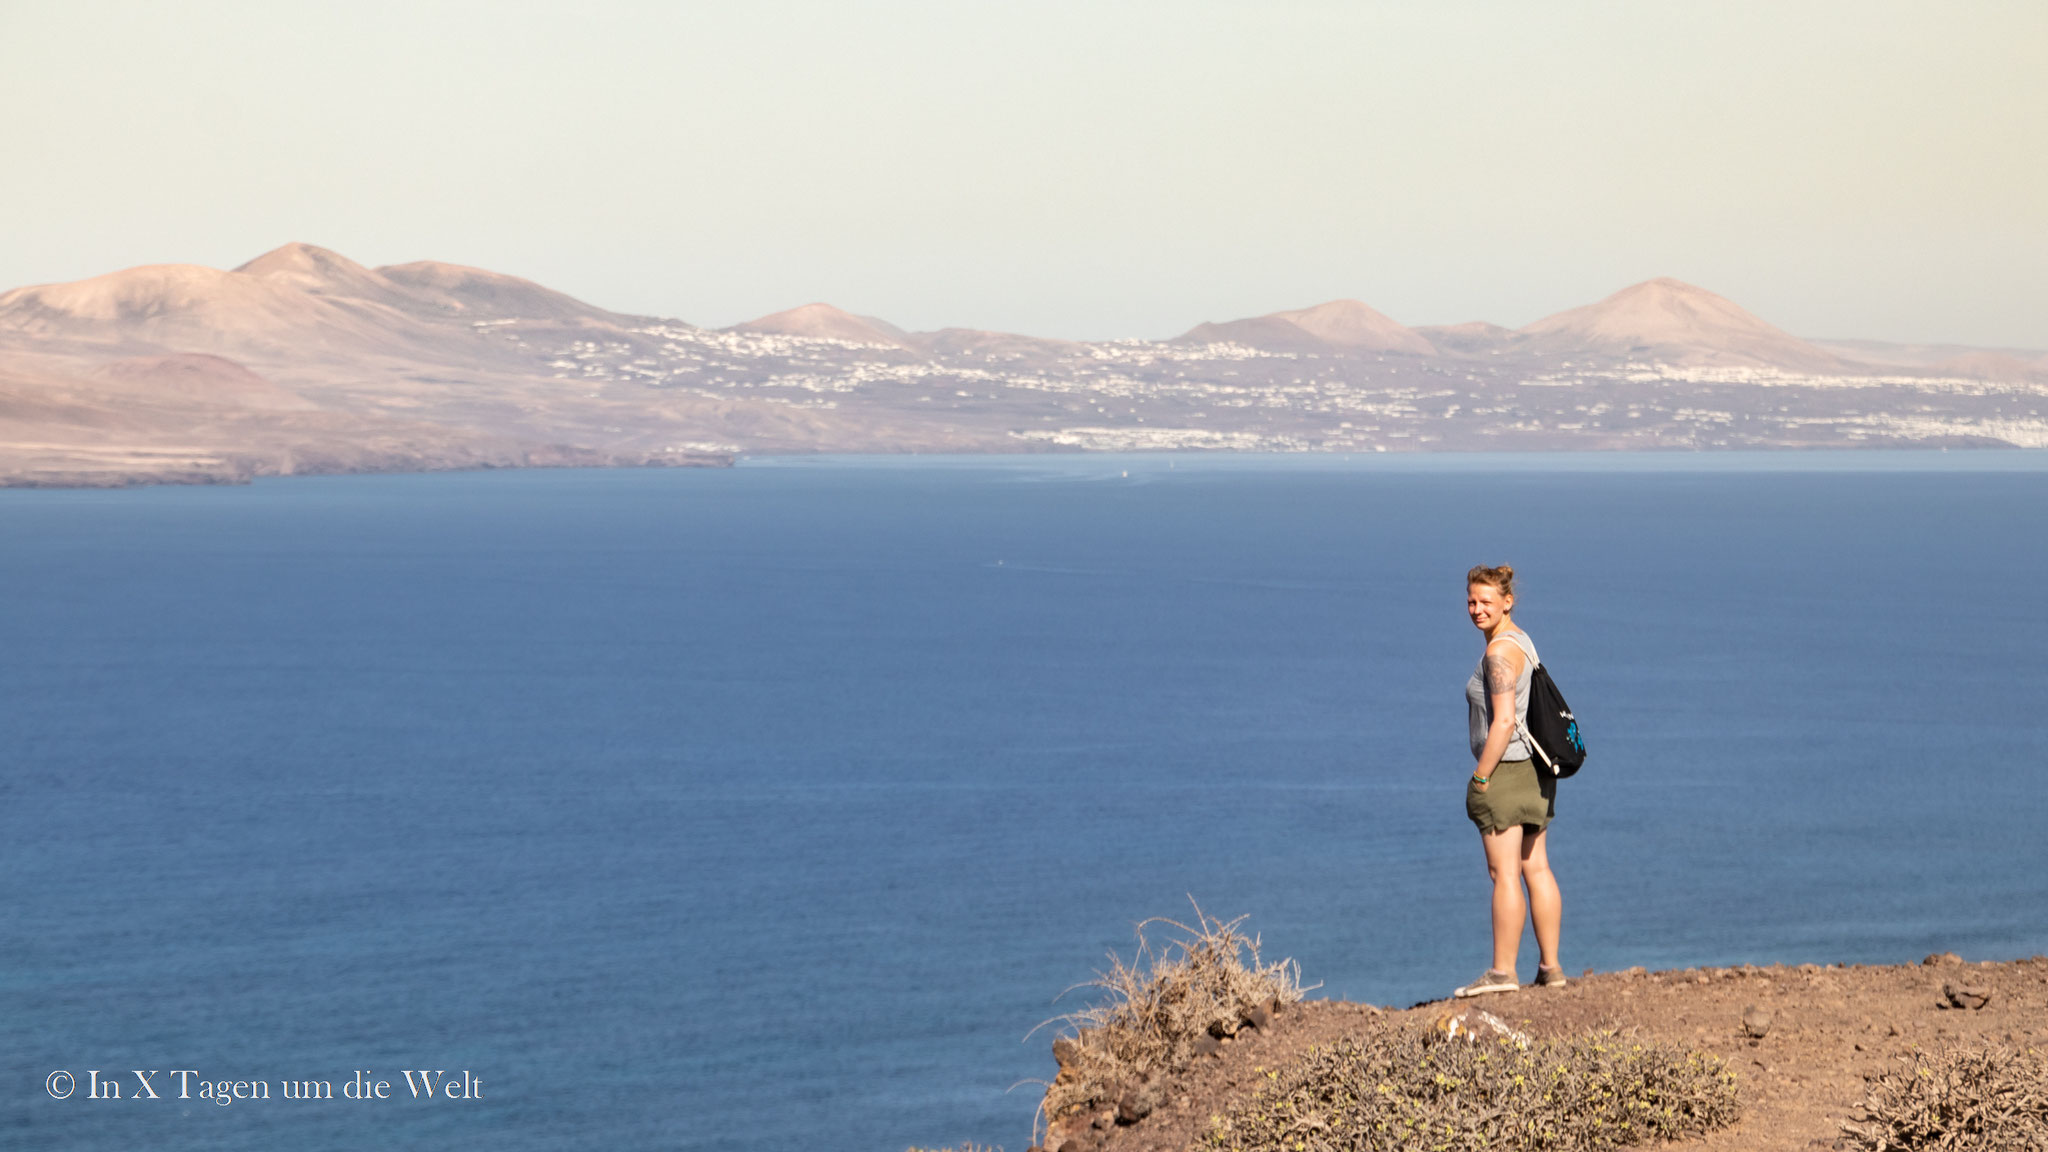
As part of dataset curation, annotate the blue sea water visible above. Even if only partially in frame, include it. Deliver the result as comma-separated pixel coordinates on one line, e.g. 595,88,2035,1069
3,453,2046,1151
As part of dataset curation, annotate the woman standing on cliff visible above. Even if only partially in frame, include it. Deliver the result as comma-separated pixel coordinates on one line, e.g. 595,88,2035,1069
1453,564,1566,997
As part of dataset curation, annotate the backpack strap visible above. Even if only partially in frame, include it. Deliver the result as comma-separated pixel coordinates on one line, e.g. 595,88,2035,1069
1491,628,1537,666
1518,712,1556,774
1492,631,1552,771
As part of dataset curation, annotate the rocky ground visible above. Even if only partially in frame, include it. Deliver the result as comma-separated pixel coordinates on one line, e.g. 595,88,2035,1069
1040,953,2048,1152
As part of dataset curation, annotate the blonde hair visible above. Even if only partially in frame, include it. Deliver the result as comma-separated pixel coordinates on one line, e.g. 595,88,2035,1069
1467,564,1516,599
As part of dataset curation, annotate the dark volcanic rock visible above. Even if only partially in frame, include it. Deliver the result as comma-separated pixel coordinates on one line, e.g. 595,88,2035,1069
1742,1005,1775,1038
1115,1080,1159,1124
1943,982,1992,1010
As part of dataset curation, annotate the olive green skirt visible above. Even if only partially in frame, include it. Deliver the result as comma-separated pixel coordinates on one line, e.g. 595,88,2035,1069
1465,758,1554,834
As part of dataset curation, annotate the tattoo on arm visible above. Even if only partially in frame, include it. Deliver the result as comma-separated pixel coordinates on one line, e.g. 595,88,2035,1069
1484,650,1517,697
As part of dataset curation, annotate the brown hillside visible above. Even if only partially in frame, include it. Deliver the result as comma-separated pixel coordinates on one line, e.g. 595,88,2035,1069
1518,278,1853,371
235,242,409,302
88,353,316,411
1415,320,1524,356
0,255,468,362
731,302,915,348
376,258,638,324
0,245,732,484
1274,300,1436,355
912,327,1077,360
1178,300,1434,355
1929,351,2047,384
0,243,631,364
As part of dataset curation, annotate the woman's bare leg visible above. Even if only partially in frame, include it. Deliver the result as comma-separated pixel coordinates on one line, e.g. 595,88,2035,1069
1520,827,1562,971
1480,825,1527,975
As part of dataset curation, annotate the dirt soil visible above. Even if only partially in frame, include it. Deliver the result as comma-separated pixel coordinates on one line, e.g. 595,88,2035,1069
1046,954,2048,1152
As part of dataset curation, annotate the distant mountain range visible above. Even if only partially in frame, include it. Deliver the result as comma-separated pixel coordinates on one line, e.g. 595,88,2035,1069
1,243,2043,486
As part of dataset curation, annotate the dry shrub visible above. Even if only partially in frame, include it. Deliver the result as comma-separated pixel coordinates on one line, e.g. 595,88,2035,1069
1841,1044,2048,1151
1203,1023,1740,1152
1040,905,1304,1132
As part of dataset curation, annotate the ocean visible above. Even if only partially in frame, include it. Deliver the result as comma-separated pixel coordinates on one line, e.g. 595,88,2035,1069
4,453,2045,1151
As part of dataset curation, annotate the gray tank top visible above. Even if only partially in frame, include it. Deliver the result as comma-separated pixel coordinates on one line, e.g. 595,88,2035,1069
1466,629,1537,761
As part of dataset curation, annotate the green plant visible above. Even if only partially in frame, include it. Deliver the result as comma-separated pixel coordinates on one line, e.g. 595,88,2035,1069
1841,1044,2048,1151
1202,1023,1740,1151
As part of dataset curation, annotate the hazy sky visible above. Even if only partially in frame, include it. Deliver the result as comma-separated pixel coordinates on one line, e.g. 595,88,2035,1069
3,1,2043,345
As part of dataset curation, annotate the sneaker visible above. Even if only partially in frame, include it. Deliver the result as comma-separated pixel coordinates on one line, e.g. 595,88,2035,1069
1535,964,1568,988
1453,969,1520,998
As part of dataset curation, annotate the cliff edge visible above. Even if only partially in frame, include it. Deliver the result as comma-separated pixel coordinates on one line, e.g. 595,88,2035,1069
1035,952,2046,1152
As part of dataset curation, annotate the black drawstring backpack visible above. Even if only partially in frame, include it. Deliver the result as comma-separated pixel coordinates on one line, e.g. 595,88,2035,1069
1518,665,1586,779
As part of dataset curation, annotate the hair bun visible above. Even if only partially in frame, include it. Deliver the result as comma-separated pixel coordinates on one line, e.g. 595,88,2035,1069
1466,563,1517,597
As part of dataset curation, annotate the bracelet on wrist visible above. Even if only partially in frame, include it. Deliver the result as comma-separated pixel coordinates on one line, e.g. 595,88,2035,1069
1472,774,1490,784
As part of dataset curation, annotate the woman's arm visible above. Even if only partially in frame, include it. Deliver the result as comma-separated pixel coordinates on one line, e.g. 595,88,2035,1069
1471,639,1525,789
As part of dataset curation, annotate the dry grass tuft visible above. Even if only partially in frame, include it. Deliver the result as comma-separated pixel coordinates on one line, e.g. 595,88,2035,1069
1202,1022,1740,1152
1841,1044,2048,1150
1039,903,1304,1135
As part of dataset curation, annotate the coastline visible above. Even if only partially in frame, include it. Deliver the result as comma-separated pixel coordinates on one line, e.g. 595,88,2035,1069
0,447,733,489
11,443,2048,491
